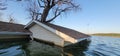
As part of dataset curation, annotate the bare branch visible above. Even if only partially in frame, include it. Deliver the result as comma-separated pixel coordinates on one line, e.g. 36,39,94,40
38,0,45,8
46,7,62,22
46,0,51,7
46,13,60,22
24,0,80,23
46,3,79,23
51,0,55,7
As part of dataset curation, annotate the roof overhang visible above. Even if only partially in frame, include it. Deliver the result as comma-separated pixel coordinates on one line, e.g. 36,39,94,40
0,31,30,35
77,37,91,42
24,20,36,29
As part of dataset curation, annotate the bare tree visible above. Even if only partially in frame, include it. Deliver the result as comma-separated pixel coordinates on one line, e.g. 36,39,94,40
0,0,80,23
26,0,80,23
8,14,16,23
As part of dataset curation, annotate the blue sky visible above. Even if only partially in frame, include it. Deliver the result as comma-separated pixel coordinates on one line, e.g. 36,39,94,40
1,0,120,34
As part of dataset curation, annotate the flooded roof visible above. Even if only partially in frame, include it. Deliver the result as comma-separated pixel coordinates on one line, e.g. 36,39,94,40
43,22,90,39
0,21,31,34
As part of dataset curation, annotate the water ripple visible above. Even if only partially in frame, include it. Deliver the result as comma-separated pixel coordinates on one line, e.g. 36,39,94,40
0,36,120,56
85,36,120,56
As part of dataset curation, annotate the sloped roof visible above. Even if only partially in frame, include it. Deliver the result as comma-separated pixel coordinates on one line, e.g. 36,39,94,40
43,22,90,39
25,20,90,39
0,21,31,34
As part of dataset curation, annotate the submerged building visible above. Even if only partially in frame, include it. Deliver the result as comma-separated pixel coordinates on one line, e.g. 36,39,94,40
0,20,90,47
25,20,90,47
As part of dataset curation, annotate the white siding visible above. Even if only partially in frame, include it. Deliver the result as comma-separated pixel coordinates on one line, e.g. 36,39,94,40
34,21,77,43
29,24,64,47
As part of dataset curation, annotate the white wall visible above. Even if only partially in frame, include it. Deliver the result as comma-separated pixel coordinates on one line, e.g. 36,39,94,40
34,21,77,44
29,24,64,47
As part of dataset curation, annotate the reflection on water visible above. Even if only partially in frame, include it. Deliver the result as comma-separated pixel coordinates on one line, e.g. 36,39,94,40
0,41,63,56
0,39,90,56
64,39,90,56
0,36,120,56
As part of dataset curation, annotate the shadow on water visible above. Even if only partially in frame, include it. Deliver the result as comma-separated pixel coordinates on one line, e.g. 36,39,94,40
0,39,91,56
63,39,91,56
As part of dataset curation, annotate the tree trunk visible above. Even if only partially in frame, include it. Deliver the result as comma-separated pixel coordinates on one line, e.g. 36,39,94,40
40,6,51,22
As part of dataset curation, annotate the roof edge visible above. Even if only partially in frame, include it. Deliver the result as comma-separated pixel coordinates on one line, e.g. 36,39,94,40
25,20,77,43
0,31,31,35
24,20,35,29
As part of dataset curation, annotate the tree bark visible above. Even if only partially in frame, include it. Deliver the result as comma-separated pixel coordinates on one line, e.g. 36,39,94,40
40,6,51,22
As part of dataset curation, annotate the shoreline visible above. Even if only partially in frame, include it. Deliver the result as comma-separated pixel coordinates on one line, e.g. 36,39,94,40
92,35,120,38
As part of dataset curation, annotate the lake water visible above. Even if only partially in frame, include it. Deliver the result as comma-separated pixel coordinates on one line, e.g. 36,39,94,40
0,36,120,56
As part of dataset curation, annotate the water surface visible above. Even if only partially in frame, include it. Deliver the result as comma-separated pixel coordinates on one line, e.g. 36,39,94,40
0,36,120,56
